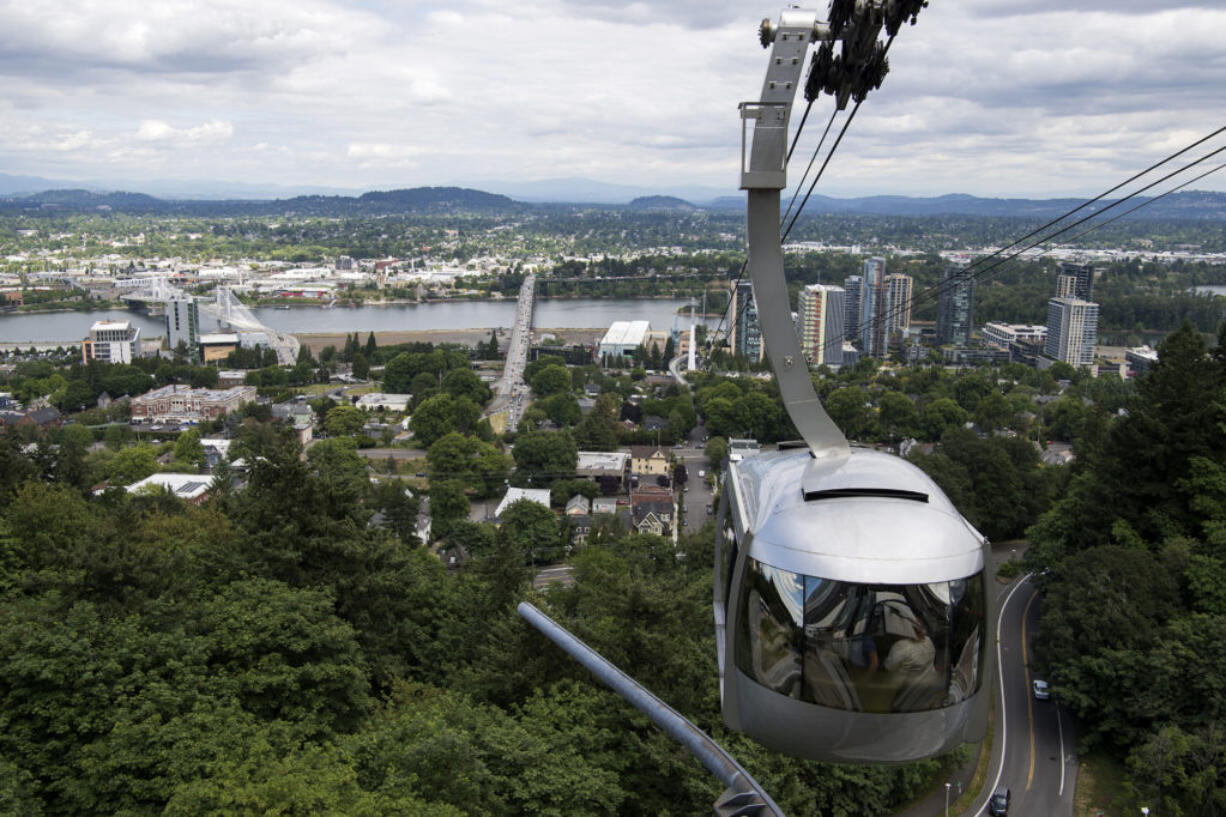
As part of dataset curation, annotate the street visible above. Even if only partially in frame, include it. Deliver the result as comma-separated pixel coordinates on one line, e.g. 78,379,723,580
971,563,1075,817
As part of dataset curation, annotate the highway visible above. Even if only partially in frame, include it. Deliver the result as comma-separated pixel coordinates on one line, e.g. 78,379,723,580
970,571,1075,817
487,273,535,431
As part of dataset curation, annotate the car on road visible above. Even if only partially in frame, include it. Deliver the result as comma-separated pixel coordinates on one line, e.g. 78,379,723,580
988,787,1010,816
1032,679,1050,700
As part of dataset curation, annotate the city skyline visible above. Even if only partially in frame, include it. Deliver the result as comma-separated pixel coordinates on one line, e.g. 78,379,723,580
1,1,1223,199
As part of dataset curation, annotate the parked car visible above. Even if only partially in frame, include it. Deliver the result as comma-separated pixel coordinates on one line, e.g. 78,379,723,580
988,787,1010,816
1032,679,1050,700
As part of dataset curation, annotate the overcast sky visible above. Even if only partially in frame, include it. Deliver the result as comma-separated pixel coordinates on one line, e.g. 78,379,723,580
1,0,1223,199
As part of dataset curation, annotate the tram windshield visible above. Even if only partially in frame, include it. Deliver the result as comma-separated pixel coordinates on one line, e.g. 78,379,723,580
735,558,985,713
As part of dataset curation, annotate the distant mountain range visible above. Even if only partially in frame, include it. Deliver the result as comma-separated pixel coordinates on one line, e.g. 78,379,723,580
2,175,1225,221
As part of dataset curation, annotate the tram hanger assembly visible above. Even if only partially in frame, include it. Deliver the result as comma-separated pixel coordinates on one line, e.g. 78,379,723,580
714,4,995,764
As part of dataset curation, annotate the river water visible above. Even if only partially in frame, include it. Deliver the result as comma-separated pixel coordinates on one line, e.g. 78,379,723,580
0,298,711,343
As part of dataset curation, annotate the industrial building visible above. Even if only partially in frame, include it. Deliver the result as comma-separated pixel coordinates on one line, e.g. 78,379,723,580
599,320,651,361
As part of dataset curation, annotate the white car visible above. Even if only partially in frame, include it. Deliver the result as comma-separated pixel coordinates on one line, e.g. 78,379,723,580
1032,679,1050,700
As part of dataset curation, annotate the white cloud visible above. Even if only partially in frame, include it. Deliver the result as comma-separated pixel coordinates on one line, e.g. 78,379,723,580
0,0,1221,197
135,119,234,145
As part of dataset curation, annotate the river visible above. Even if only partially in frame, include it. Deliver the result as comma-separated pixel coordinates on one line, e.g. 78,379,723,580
0,298,712,344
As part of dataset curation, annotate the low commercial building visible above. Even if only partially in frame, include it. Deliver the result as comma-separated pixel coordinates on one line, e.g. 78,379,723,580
356,393,412,412
1126,345,1159,376
576,450,630,492
131,384,257,423
982,322,1048,350
126,473,213,504
199,333,240,363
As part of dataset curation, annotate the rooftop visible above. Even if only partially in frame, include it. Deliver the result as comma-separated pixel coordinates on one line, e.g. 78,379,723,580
601,320,651,346
126,473,212,501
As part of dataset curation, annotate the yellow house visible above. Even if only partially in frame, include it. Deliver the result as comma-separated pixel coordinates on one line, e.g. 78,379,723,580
630,445,669,478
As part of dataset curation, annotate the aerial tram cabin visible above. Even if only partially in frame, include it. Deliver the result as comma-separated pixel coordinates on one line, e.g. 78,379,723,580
713,3,995,764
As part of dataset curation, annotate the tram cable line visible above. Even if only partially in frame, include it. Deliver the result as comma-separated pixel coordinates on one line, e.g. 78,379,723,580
799,127,1226,363
781,107,841,230
1057,161,1226,247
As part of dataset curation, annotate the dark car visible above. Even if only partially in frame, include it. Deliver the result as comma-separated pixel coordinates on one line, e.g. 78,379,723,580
988,787,1010,816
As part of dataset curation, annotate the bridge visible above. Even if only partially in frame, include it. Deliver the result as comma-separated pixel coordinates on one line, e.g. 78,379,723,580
117,277,300,366
486,273,535,432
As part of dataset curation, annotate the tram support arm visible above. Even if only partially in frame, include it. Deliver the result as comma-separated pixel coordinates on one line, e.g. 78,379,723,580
739,8,849,460
745,188,850,459
517,602,787,817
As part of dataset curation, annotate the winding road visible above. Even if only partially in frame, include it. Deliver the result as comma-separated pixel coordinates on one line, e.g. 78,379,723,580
970,572,1075,817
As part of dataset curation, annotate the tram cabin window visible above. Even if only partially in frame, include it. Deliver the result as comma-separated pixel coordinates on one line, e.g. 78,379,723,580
736,557,985,713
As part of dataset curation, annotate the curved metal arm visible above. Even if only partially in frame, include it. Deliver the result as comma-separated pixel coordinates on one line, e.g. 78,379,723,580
518,602,787,817
741,10,849,460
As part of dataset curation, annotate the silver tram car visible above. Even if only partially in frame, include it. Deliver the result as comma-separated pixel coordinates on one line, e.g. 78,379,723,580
715,447,994,763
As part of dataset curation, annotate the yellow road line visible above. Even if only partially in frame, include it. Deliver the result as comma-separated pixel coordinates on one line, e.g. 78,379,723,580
1021,589,1038,791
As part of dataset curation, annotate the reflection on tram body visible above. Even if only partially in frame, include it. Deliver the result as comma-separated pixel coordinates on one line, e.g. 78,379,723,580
736,557,985,713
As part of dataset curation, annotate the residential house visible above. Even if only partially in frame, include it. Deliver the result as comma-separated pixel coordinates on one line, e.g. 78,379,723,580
591,496,618,515
566,513,593,546
629,445,669,482
631,486,673,536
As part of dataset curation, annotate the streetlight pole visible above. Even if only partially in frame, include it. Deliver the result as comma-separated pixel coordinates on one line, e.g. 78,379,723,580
1141,808,1150,817
945,782,951,817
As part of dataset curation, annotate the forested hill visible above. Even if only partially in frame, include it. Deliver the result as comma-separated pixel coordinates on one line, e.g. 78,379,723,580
708,190,1226,220
0,185,518,216
5,183,1226,220
626,195,698,210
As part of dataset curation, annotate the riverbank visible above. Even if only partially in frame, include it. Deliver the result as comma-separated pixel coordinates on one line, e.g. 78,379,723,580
295,327,607,355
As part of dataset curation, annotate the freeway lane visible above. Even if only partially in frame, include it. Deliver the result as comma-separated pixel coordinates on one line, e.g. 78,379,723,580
972,575,1075,817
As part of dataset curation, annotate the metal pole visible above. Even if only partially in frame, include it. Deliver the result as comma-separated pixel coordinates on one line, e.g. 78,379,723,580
517,602,786,817
945,782,951,817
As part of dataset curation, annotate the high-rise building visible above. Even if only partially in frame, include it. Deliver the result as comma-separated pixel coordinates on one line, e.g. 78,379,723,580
798,283,846,367
843,275,862,346
82,320,141,364
1056,261,1093,301
730,279,763,362
1045,297,1099,367
936,257,975,346
884,273,913,340
166,295,201,362
858,257,888,357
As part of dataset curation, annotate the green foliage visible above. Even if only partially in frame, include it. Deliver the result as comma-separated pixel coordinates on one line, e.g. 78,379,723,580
172,427,205,469
498,498,561,565
325,404,366,437
573,393,620,451
530,364,572,398
428,480,469,542
441,367,491,405
426,433,509,498
410,394,479,448
909,429,1052,542
539,393,582,427
510,430,577,487
107,443,158,486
